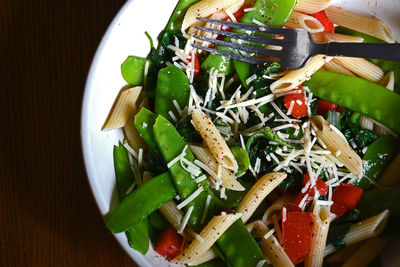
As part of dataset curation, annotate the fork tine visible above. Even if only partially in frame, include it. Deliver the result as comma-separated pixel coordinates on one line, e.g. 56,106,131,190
193,35,283,58
192,44,272,66
195,26,285,46
197,17,293,35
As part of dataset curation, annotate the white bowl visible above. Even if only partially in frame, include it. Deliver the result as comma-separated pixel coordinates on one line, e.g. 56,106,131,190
81,0,400,266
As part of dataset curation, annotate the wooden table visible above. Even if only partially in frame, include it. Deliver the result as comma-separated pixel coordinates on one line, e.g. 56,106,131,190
1,1,137,266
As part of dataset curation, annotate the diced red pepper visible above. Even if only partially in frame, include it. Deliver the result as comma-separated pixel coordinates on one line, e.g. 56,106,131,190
331,183,363,217
154,227,184,261
311,11,335,33
217,4,252,39
187,53,201,77
316,98,338,115
287,173,328,211
283,211,314,264
283,85,308,119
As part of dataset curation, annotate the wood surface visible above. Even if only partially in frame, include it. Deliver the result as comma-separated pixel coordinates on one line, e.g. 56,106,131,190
1,0,138,266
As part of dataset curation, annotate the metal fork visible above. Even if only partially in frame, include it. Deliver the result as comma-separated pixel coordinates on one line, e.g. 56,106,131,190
192,17,400,70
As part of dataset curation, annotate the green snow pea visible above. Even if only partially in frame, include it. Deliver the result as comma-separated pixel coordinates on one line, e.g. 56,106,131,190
357,189,400,220
216,220,266,267
354,136,398,190
149,210,171,232
113,144,149,254
230,146,250,176
106,172,176,233
134,107,162,158
246,127,299,150
155,65,190,122
335,26,400,92
234,60,252,89
153,115,213,230
121,56,150,86
202,0,296,75
305,70,400,133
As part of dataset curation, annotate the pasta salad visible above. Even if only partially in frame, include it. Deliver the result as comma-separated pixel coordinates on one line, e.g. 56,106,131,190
102,0,400,266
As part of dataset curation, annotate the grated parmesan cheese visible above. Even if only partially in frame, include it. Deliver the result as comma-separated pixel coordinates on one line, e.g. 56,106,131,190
177,186,204,210
200,195,211,224
178,205,194,233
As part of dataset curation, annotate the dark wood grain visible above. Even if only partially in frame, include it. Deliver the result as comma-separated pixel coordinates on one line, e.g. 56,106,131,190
1,0,137,266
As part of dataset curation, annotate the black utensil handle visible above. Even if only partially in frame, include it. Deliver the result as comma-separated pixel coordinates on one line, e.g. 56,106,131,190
321,42,400,61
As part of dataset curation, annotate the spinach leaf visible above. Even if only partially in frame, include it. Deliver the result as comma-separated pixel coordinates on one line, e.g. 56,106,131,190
175,116,202,143
327,223,353,249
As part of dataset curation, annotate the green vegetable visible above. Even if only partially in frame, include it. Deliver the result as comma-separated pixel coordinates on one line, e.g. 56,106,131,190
165,0,200,32
305,70,400,133
149,210,171,232
340,112,377,156
234,60,252,89
334,209,360,224
121,56,151,86
113,144,150,254
155,65,190,122
325,110,342,129
202,0,296,75
134,107,162,158
106,172,176,233
354,136,398,189
327,223,353,249
356,189,400,219
246,127,299,150
192,258,228,267
176,116,202,143
218,180,253,209
230,146,250,176
153,115,212,230
216,220,266,267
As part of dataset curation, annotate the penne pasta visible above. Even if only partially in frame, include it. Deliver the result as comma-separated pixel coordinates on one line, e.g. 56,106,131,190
294,0,333,14
305,205,331,267
262,195,294,224
359,115,374,131
123,118,147,153
173,213,242,264
192,109,238,172
310,116,362,178
102,86,142,130
285,11,324,33
325,210,389,256
270,55,330,94
237,172,287,223
333,57,383,82
252,221,294,267
325,6,395,43
342,236,390,267
188,249,219,266
159,200,197,240
326,243,362,264
324,59,355,76
189,145,245,191
321,32,364,43
182,0,243,31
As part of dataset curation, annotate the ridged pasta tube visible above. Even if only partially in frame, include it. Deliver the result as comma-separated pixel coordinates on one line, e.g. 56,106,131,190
286,11,324,33
294,0,333,14
333,57,383,82
310,116,363,178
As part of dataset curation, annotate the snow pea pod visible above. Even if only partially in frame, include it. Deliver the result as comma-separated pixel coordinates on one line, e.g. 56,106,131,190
106,172,176,233
353,136,398,190
121,56,152,86
153,115,212,230
165,0,200,32
155,65,190,122
216,220,266,267
230,146,250,176
246,127,299,150
134,107,162,159
357,189,400,220
335,26,400,92
113,144,149,254
202,0,296,75
305,70,400,133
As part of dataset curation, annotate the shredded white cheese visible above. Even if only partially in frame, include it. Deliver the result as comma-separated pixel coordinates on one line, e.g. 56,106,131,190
178,205,194,233
177,186,204,210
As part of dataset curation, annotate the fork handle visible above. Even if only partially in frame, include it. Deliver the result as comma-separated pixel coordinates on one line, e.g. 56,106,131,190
319,42,400,61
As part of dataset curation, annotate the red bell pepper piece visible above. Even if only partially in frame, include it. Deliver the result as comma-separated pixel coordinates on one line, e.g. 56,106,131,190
283,85,308,119
217,4,252,39
283,211,315,264
287,173,328,211
311,11,335,33
187,53,201,77
316,98,338,115
331,183,363,217
154,227,183,261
